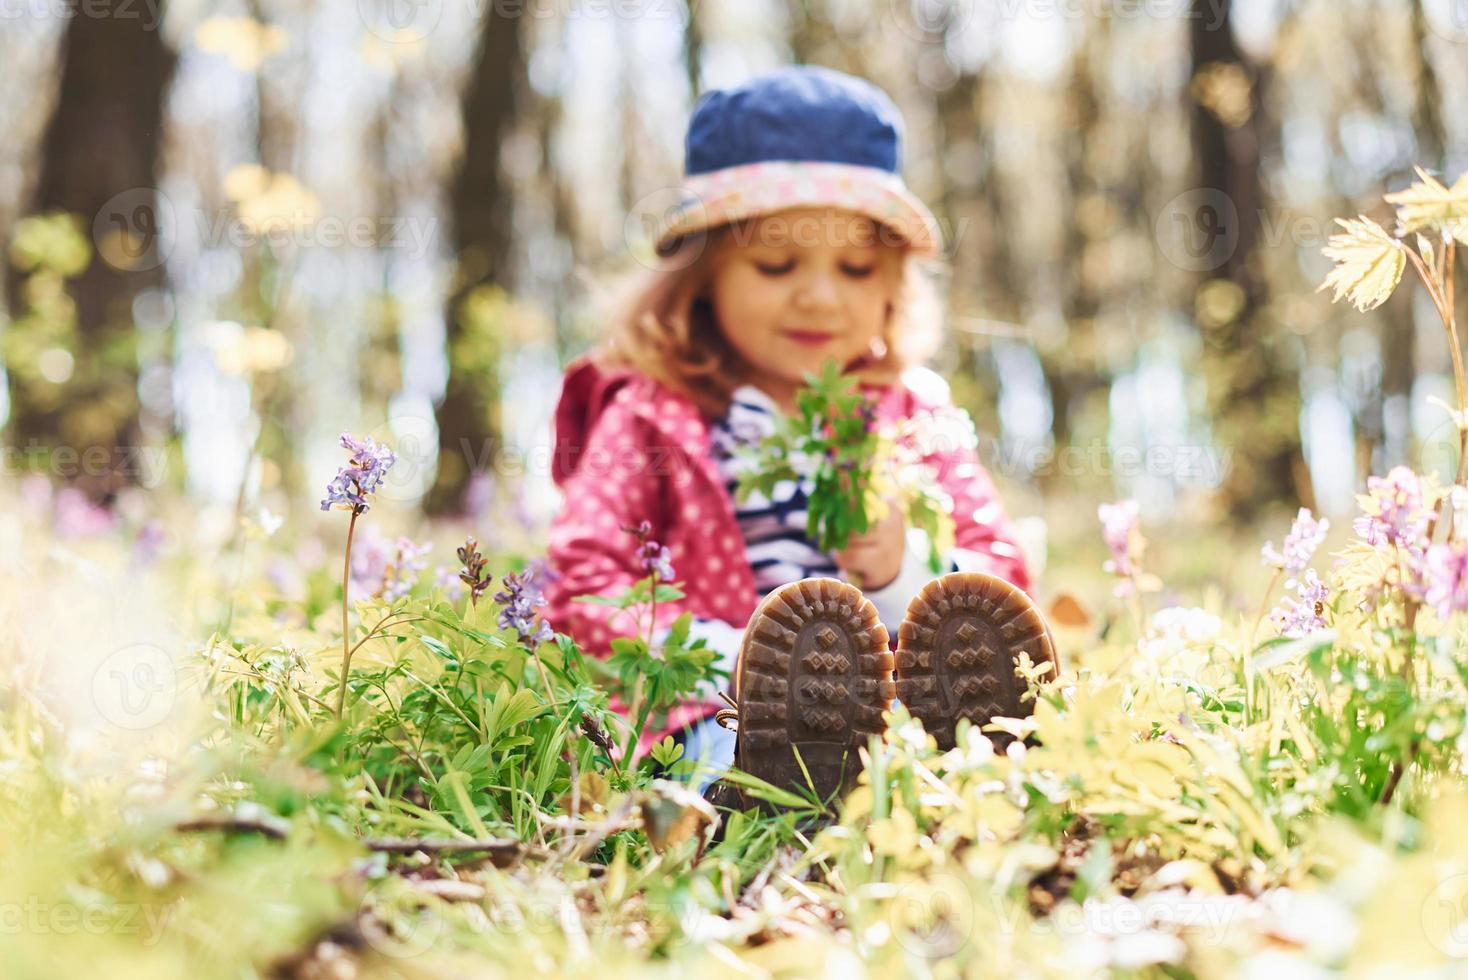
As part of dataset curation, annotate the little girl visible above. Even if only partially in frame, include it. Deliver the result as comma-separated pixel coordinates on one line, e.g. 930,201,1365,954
543,66,1046,793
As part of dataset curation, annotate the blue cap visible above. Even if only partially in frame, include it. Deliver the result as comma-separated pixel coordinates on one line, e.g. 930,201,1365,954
684,65,904,175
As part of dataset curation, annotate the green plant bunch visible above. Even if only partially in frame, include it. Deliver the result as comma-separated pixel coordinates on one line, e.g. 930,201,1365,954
732,359,958,574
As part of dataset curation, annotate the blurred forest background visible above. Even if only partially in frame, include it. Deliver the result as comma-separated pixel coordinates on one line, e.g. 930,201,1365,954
4,0,1468,587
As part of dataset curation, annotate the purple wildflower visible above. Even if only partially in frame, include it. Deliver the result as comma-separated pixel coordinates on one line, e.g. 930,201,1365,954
622,520,675,582
1098,499,1140,579
462,471,495,521
382,537,430,601
1261,507,1329,573
494,569,555,646
1424,541,1468,622
1272,569,1330,637
457,536,492,605
434,565,466,602
320,432,396,513
638,542,675,581
1353,466,1433,552
53,487,115,539
349,525,391,595
521,555,561,592
266,556,305,598
131,519,168,567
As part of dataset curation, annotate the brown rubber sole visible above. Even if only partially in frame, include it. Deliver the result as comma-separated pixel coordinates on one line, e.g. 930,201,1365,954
895,572,1058,751
734,577,894,804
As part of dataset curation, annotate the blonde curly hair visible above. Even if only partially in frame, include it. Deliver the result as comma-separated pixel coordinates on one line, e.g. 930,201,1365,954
593,221,945,418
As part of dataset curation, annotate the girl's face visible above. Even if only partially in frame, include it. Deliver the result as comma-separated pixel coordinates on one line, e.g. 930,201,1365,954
707,207,905,409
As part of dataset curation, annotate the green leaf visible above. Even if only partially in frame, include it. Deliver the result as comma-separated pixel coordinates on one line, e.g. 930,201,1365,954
419,635,456,661
649,735,685,768
573,594,632,609
609,636,646,658
717,767,821,811
665,612,693,649
487,685,544,744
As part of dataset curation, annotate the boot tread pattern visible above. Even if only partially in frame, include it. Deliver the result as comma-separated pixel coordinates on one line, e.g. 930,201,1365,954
895,572,1057,750
735,578,893,797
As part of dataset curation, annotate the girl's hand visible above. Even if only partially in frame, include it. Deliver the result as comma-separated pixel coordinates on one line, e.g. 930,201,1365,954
835,497,905,591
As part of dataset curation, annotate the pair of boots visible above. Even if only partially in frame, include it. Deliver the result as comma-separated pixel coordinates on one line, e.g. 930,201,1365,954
706,571,1058,812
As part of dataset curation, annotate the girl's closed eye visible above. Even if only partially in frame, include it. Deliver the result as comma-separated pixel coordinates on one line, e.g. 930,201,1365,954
753,258,876,278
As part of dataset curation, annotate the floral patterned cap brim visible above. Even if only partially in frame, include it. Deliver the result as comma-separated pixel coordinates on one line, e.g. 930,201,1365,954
651,160,943,259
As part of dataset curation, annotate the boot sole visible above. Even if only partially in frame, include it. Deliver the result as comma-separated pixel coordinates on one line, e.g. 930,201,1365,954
734,577,894,804
895,572,1057,750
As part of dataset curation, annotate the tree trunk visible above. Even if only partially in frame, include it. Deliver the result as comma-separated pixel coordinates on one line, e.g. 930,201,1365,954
1050,23,1107,460
684,0,705,101
1190,0,1302,516
7,3,175,501
425,8,525,515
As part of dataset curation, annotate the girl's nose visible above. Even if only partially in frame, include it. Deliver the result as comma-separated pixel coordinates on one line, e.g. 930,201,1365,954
793,270,841,310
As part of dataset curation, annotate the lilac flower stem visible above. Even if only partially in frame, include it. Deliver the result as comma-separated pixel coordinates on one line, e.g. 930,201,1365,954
1250,567,1284,646
335,508,360,719
1407,239,1468,539
529,643,556,702
1396,550,1420,685
1382,596,1422,806
1125,574,1145,638
620,588,655,765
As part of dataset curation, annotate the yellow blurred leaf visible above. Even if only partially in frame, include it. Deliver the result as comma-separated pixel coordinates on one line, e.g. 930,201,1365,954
223,163,271,203
195,16,289,72
1384,168,1468,243
639,779,716,854
867,807,920,856
559,770,609,816
1319,216,1405,312
1046,586,1090,625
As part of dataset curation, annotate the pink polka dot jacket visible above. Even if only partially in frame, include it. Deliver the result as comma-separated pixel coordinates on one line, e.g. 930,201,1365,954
544,355,1032,757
